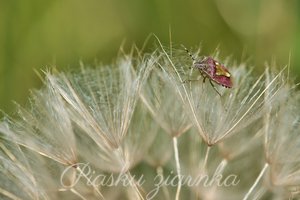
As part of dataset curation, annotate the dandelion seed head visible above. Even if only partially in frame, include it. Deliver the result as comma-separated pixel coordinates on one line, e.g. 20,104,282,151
1,40,299,199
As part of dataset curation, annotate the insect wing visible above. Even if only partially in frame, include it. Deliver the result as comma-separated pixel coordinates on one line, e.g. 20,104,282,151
213,64,232,88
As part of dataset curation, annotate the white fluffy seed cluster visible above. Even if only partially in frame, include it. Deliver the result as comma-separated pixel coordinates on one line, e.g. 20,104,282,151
0,43,299,200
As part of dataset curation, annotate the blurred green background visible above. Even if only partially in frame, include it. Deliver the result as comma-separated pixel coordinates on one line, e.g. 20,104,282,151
0,0,299,115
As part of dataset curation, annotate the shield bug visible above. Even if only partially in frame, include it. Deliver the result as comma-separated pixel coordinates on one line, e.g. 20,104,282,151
182,45,232,96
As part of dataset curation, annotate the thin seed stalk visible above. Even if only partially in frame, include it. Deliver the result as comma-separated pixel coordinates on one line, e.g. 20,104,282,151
243,163,269,200
76,167,105,199
202,145,211,171
173,137,181,200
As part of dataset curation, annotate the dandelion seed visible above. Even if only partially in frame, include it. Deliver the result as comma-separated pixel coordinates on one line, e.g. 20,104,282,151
47,55,154,172
46,53,156,200
141,45,195,200
77,102,159,172
218,121,264,161
141,66,192,137
264,88,300,197
0,82,77,166
121,102,159,168
243,67,295,200
0,138,51,199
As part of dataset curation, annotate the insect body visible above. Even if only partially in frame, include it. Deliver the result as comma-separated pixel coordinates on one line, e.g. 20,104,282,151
194,56,232,88
183,46,232,95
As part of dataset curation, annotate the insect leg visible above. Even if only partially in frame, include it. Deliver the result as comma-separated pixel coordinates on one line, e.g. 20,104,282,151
209,80,222,96
183,68,202,83
182,79,201,83
197,69,207,83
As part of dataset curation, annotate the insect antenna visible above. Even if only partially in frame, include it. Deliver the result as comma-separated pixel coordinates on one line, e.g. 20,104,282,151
181,45,196,61
181,45,196,82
